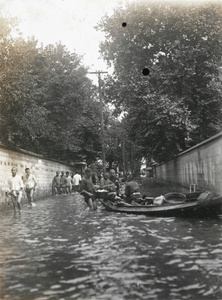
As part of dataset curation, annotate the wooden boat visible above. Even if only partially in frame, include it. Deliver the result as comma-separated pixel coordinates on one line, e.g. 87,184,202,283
99,191,222,218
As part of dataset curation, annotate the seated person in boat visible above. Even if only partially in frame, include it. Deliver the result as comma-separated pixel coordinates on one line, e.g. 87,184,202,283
100,172,118,201
124,175,141,205
109,169,120,193
100,172,116,191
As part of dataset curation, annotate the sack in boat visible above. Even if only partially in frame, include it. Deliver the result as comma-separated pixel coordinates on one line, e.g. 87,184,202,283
153,195,165,206
197,191,213,204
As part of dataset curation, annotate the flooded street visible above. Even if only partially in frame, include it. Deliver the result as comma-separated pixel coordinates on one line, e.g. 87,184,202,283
0,194,221,300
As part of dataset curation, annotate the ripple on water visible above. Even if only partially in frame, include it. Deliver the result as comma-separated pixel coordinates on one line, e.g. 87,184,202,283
50,284,61,289
182,236,194,240
60,275,91,285
43,289,64,296
0,195,221,300
172,249,189,256
52,238,69,242
211,248,222,254
165,258,182,265
183,265,200,271
24,238,40,244
195,258,222,271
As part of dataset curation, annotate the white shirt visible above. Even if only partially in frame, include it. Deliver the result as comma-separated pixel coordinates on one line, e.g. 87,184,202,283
73,174,82,185
8,175,24,192
66,175,72,186
24,174,37,189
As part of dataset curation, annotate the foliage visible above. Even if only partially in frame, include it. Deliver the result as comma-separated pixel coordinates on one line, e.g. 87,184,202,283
104,116,125,170
103,112,142,174
0,10,101,164
97,1,222,163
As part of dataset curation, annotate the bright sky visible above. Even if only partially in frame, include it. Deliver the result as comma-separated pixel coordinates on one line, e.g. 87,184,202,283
0,0,132,80
0,0,213,82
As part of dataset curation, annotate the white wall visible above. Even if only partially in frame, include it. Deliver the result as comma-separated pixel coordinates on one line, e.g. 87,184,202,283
155,132,222,195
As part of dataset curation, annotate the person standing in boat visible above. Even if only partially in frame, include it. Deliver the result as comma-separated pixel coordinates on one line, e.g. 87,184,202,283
80,168,97,210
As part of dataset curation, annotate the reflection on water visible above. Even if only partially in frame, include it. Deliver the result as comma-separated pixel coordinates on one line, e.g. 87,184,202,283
0,194,221,300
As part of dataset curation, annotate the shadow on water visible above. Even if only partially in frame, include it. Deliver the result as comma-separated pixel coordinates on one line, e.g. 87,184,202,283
0,193,221,300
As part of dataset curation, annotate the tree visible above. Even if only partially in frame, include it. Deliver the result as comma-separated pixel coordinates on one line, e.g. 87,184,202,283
0,8,53,148
0,9,102,164
97,1,222,163
0,37,54,147
104,117,124,170
33,42,102,163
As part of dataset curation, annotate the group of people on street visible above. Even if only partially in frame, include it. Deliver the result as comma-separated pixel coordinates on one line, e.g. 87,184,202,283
52,171,82,195
6,165,141,213
7,167,37,213
51,168,123,210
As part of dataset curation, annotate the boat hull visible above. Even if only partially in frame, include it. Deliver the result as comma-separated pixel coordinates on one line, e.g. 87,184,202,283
99,196,222,218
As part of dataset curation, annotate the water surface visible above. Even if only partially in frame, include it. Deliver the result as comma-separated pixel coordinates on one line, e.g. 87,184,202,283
0,194,221,300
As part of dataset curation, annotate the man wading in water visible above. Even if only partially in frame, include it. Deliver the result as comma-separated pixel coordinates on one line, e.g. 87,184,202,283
7,167,24,213
23,167,37,207
80,168,97,210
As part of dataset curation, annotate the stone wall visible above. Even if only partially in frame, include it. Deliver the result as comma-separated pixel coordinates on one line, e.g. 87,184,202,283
0,144,75,205
154,132,222,195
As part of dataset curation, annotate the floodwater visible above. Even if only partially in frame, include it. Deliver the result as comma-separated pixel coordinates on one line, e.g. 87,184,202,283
0,194,221,300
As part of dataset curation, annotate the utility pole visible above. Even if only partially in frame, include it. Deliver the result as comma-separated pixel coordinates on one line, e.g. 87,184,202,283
88,71,108,173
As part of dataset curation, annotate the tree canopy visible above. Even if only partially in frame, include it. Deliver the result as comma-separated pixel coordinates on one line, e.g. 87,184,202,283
97,1,222,163
0,9,101,164
1,2,222,172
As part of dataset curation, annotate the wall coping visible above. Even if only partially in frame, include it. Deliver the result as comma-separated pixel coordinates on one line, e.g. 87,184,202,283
0,142,74,168
155,131,222,167
178,131,222,156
